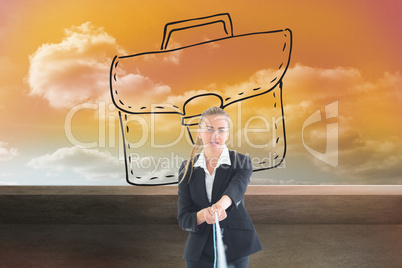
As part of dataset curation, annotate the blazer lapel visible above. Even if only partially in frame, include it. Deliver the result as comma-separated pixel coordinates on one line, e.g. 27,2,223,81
192,167,210,207
211,151,233,204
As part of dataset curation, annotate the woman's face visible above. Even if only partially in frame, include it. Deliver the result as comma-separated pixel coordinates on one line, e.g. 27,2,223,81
197,115,230,154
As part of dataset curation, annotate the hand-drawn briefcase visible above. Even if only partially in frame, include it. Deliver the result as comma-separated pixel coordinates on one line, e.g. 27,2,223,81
110,13,292,185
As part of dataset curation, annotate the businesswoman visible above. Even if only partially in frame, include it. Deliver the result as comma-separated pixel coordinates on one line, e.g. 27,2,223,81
178,106,262,268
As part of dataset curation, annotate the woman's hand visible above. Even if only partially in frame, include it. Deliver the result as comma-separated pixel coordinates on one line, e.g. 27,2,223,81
197,207,213,225
211,195,232,222
197,207,218,225
210,204,227,222
197,195,233,225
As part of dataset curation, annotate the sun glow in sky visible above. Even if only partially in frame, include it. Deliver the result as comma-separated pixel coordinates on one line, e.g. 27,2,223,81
0,0,401,185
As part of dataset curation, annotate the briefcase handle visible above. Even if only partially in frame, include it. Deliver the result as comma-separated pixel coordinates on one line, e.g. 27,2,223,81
160,13,233,50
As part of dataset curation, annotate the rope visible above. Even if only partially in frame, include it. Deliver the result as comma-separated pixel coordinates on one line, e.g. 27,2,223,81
213,221,217,268
213,212,227,268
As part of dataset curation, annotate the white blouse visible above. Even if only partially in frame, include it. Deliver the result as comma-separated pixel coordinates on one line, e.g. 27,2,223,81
194,146,231,203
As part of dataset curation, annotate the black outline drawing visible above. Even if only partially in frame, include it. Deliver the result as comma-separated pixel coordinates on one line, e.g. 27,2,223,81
109,13,292,186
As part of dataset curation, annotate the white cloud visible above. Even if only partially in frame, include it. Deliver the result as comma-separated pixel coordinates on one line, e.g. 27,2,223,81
28,22,126,109
115,73,172,105
27,146,124,182
0,142,18,161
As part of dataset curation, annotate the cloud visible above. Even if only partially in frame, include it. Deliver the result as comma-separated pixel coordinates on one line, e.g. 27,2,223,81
0,142,18,161
28,22,126,109
282,64,402,184
284,64,402,116
319,135,402,184
27,147,124,182
115,73,172,105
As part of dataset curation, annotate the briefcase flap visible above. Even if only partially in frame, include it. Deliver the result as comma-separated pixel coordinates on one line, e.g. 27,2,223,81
110,29,291,115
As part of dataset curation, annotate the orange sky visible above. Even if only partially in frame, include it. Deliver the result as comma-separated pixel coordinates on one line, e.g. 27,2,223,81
0,0,401,185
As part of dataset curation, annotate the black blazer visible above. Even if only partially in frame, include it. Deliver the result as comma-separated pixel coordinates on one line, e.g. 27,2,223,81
178,150,262,262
